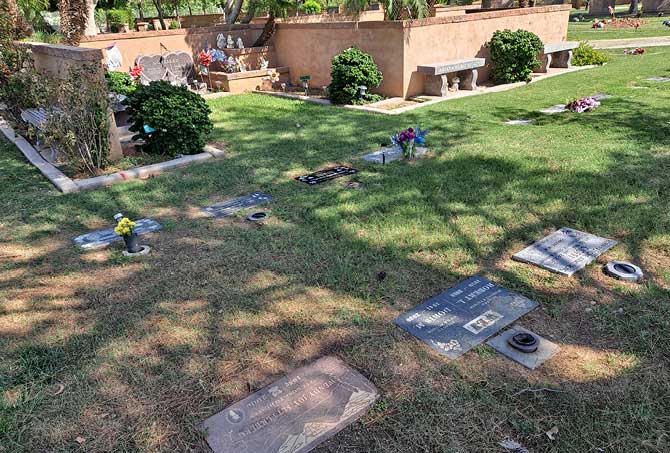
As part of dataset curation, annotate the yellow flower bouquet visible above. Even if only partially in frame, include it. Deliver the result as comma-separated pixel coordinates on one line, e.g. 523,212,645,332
114,217,136,237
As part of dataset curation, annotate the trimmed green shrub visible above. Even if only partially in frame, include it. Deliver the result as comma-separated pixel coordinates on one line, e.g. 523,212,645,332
105,71,135,96
572,42,610,66
328,47,383,105
169,20,180,29
301,0,322,14
106,8,131,32
124,81,213,156
488,29,544,83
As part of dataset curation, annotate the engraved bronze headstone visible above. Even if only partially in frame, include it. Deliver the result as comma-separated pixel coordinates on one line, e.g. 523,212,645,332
203,356,378,453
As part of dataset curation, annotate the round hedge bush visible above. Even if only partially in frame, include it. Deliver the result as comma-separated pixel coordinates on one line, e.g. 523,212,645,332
328,47,383,105
488,29,544,84
124,81,212,156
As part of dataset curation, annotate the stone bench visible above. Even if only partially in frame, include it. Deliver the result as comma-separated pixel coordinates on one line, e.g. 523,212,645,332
537,41,579,73
418,58,485,97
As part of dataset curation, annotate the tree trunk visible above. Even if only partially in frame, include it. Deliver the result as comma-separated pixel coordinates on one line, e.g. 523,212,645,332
628,0,639,14
84,0,98,36
152,0,167,29
241,0,258,23
227,0,243,23
252,12,276,47
138,0,145,20
519,0,529,7
6,0,32,38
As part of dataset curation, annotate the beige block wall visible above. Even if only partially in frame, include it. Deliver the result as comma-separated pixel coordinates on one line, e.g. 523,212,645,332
403,5,571,98
274,5,571,99
80,25,265,70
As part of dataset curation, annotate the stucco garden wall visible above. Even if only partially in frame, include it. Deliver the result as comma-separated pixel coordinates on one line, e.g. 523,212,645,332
273,5,571,99
80,24,265,70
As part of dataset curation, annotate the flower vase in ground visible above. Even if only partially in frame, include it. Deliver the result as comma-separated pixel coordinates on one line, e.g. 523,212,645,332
402,139,415,160
123,233,141,253
114,216,140,253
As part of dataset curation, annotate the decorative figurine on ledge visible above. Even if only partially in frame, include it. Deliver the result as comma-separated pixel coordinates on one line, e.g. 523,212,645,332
236,37,244,49
226,34,235,49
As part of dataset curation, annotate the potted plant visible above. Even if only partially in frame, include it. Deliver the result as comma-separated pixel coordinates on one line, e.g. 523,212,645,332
114,214,141,253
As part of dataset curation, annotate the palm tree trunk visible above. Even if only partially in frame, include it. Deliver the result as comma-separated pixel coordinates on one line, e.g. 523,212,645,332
252,12,276,47
6,0,32,38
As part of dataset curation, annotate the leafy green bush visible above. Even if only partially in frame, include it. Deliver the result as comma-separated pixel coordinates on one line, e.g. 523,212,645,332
572,42,610,66
169,20,180,29
328,47,383,105
124,81,213,156
105,71,135,96
106,8,131,32
488,29,544,83
301,0,322,14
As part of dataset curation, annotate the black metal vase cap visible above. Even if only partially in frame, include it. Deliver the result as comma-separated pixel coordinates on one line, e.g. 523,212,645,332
508,332,539,354
247,211,269,222
605,261,643,282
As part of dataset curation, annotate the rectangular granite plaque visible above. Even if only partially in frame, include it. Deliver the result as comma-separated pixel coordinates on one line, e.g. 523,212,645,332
203,192,273,218
296,166,358,185
74,218,162,250
394,275,539,360
202,356,378,453
512,227,617,276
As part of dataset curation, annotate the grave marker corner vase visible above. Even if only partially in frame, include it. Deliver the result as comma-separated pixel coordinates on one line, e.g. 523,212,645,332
123,233,141,254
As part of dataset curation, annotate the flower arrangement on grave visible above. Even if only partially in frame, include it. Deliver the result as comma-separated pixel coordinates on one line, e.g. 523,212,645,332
199,49,214,67
114,215,141,253
624,47,645,55
129,65,144,84
592,19,605,28
566,96,600,113
391,127,419,159
223,55,240,73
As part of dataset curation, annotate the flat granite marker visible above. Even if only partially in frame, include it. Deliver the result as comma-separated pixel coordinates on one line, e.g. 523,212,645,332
395,275,539,360
487,326,559,370
202,356,378,453
362,146,428,164
296,166,358,185
512,227,617,276
203,192,273,218
74,218,162,250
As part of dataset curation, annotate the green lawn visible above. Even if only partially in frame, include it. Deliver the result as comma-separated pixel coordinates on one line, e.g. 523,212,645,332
568,10,670,41
1,50,670,452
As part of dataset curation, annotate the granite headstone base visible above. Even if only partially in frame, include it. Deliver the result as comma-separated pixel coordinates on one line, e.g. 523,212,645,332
487,326,559,370
395,275,539,360
362,146,428,164
513,227,617,276
202,356,378,453
203,192,273,218
74,218,162,250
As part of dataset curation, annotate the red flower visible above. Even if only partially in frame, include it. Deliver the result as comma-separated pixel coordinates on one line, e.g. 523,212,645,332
199,50,214,67
129,65,144,79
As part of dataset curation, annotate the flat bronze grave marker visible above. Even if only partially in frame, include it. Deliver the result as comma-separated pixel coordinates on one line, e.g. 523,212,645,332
395,275,539,360
203,192,273,218
74,218,162,250
202,356,378,453
296,166,358,185
512,227,617,276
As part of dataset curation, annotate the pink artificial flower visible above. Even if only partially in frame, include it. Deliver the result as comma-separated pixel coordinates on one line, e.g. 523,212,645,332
129,65,144,79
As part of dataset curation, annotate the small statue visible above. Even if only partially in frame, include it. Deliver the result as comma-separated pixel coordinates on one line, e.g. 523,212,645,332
226,35,235,49
216,33,226,49
236,37,244,49
259,57,269,70
238,60,247,72
450,77,460,92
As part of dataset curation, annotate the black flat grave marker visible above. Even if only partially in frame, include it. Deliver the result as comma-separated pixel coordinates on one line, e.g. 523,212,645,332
203,192,273,218
74,218,162,250
394,275,539,360
512,227,617,276
487,326,559,370
296,166,358,185
202,356,378,453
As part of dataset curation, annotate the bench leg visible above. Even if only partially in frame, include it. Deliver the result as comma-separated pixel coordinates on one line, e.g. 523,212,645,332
551,50,573,69
424,74,449,97
460,69,478,90
537,53,552,73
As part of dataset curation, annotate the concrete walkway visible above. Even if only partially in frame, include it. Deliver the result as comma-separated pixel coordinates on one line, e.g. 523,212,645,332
590,36,670,49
